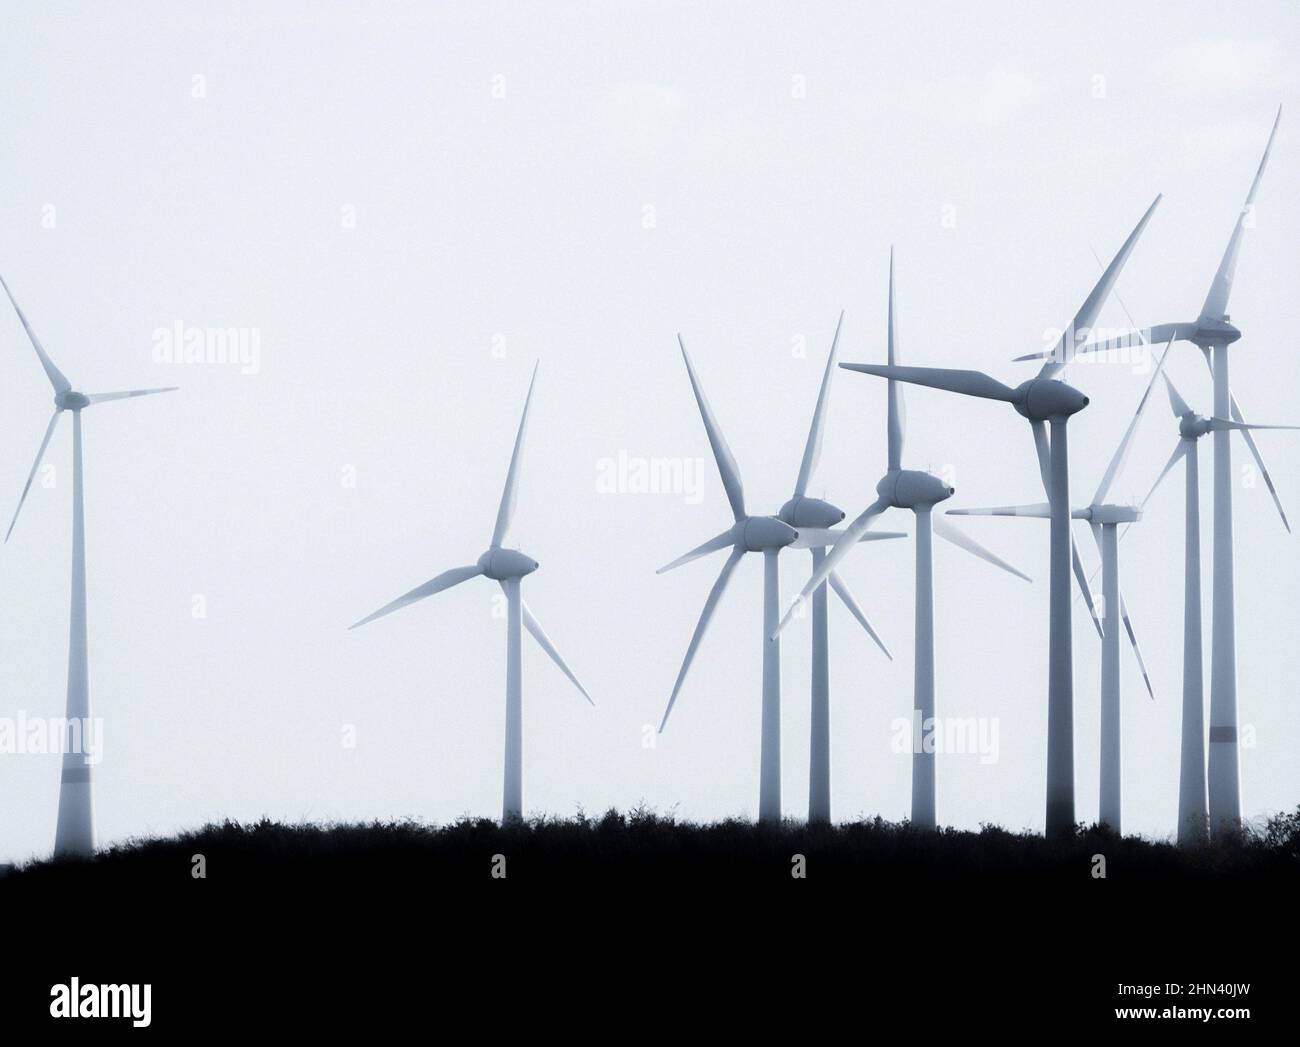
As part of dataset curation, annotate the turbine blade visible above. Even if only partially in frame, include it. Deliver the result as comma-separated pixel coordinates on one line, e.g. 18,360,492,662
1119,593,1155,700
678,335,745,521
660,545,746,730
1037,194,1162,380
945,503,1052,518
886,249,905,471
517,593,593,706
6,411,62,542
1210,418,1300,433
1201,105,1281,321
1163,373,1192,418
491,363,538,548
1228,389,1290,532
350,565,483,629
840,363,1016,403
1031,419,1052,493
1093,337,1175,505
794,311,843,498
657,527,738,574
0,271,71,393
932,513,1032,581
828,570,891,660
85,387,179,405
1141,441,1191,512
1072,531,1103,638
792,526,906,548
774,496,891,636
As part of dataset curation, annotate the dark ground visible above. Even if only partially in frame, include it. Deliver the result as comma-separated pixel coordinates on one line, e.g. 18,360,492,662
4,809,1296,1033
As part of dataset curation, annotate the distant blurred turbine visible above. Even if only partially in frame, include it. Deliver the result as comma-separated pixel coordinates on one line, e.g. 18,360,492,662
658,326,904,824
1,272,178,858
349,363,592,823
1141,372,1299,844
774,251,1030,831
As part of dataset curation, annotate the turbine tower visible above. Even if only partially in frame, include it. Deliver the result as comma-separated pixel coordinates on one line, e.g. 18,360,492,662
1,272,178,858
782,196,1161,838
349,363,593,823
1141,372,1298,844
774,251,1030,831
658,331,903,824
948,341,1176,833
1015,108,1282,836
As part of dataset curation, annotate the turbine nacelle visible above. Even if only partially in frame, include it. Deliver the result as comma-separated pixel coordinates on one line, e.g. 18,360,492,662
777,496,845,529
1179,413,1213,440
741,516,799,552
1076,503,1141,525
56,391,90,411
876,469,954,510
1193,317,1242,347
1013,378,1090,421
477,547,539,580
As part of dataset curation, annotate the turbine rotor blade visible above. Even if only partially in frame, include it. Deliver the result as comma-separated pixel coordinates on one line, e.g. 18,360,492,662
1201,105,1281,321
828,570,891,660
840,363,1016,403
1119,593,1155,700
1092,337,1175,505
886,249,905,471
657,527,738,574
350,565,483,630
6,411,62,542
946,503,1052,518
1141,441,1191,512
517,593,593,706
1163,373,1192,418
774,496,891,636
1072,531,1103,638
491,362,538,548
792,526,906,548
1228,389,1290,532
0,271,71,393
794,311,843,498
932,513,1032,581
1209,418,1300,433
85,387,179,404
1037,194,1162,380
678,335,745,521
660,545,746,731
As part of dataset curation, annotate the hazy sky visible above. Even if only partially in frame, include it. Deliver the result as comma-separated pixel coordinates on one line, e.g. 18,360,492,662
2,1,1298,863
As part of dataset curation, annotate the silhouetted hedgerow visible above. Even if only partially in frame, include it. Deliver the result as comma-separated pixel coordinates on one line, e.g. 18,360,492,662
4,807,1298,902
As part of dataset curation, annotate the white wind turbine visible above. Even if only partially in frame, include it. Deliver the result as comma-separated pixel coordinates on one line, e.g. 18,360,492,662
1,272,178,858
1140,371,1299,845
778,197,1161,838
773,251,1031,831
947,342,1177,834
1015,108,1283,836
349,363,592,823
658,330,904,824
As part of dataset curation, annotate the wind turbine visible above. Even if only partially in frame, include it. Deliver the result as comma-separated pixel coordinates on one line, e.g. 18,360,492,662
349,363,592,823
1141,371,1299,845
1015,108,1282,836
1,272,178,858
774,251,1031,831
658,329,903,824
778,196,1162,839
948,341,1176,834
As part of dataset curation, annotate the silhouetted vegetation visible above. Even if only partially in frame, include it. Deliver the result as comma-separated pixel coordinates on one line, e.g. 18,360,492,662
5,805,1299,899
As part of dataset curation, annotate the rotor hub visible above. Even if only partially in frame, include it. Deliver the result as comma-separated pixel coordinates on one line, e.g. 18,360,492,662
777,496,845,529
1013,378,1089,421
741,516,798,552
56,391,89,411
877,469,954,510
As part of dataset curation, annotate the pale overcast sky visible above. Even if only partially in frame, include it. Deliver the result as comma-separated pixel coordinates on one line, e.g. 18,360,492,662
2,1,1298,862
